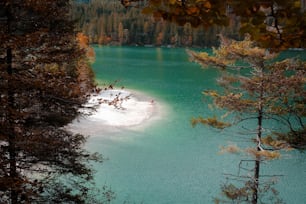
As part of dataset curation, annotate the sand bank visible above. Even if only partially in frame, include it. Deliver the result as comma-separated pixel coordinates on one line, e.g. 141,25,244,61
67,89,166,136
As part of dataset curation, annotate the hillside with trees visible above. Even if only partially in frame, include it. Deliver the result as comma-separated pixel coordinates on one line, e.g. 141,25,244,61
118,0,306,50
72,0,241,47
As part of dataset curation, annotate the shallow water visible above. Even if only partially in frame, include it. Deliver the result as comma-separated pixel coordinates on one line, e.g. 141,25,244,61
75,46,306,203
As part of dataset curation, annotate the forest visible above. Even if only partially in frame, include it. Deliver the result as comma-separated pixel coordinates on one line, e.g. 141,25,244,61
1,0,305,203
72,0,241,47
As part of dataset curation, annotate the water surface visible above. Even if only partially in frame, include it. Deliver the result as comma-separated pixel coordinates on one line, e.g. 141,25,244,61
80,46,306,204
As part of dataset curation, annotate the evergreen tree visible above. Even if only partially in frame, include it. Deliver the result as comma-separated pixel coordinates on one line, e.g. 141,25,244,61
188,35,305,203
72,0,225,46
0,0,112,203
121,0,306,50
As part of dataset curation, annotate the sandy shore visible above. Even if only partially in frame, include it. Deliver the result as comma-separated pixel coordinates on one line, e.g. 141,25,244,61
66,89,166,136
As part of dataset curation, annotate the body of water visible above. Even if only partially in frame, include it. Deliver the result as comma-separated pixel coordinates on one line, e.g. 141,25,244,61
73,46,306,204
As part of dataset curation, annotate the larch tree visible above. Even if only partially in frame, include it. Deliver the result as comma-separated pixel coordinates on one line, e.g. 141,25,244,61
188,35,305,203
0,0,113,203
122,1,306,203
120,0,306,50
73,0,226,46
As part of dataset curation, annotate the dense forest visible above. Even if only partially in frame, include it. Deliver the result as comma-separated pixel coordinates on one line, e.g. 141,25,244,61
72,0,241,47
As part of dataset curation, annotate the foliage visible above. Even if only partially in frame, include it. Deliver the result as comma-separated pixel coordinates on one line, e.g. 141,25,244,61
268,127,306,150
0,0,109,203
191,116,231,129
117,1,306,203
72,0,240,47
219,143,240,154
188,35,305,203
121,0,306,50
214,176,283,204
188,35,305,137
77,32,96,63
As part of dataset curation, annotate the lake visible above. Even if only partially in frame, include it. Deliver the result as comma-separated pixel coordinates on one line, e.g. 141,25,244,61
72,46,306,203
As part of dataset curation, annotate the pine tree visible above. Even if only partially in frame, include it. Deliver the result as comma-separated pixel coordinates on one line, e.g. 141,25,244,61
121,0,306,50
188,35,305,203
0,1,111,203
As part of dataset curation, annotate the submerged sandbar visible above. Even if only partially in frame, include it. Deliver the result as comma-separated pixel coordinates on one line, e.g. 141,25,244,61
67,89,166,136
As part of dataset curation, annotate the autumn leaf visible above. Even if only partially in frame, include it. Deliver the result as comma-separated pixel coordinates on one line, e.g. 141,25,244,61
191,116,231,129
202,1,212,11
169,0,176,5
203,90,219,98
186,6,200,15
142,7,153,14
219,144,240,154
246,148,281,160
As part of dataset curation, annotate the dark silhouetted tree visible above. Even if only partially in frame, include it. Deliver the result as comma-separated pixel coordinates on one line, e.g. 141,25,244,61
0,0,113,203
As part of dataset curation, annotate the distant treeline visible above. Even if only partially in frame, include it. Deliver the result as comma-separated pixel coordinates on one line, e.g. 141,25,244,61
72,0,241,47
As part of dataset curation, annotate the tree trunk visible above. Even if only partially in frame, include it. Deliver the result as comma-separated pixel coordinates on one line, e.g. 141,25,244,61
252,68,264,204
6,3,18,203
252,112,262,204
7,47,18,204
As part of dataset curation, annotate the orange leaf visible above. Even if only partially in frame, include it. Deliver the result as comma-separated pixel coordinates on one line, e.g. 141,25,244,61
142,7,153,15
186,7,200,15
169,0,176,5
203,1,212,10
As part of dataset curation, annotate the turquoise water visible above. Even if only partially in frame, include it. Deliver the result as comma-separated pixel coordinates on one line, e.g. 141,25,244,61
84,46,306,204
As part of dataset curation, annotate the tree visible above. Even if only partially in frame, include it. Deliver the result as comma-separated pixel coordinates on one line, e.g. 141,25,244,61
118,22,125,45
188,35,305,203
0,0,112,203
72,0,223,46
126,1,305,202
121,0,306,50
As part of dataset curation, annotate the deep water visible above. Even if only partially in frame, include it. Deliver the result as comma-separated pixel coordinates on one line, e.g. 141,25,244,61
79,46,306,204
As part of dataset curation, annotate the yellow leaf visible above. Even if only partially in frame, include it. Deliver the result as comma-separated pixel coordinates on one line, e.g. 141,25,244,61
246,148,280,160
169,0,176,5
186,7,200,15
191,116,231,129
203,1,212,10
203,90,219,97
219,144,240,154
142,7,153,15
